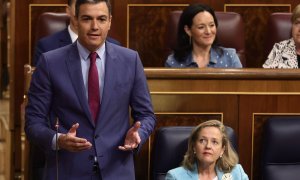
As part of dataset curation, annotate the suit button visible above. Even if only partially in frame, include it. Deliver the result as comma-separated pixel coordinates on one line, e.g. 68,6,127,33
94,135,99,139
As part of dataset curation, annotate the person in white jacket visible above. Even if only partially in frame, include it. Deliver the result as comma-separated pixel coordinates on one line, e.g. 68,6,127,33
263,4,300,69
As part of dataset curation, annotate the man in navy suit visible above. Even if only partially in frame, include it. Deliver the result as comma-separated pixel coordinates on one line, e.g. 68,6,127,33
33,0,120,66
25,0,156,179
30,1,121,179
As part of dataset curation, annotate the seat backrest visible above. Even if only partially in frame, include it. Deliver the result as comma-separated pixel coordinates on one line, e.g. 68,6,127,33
261,116,300,180
152,126,237,180
264,13,292,58
34,12,70,45
165,11,246,66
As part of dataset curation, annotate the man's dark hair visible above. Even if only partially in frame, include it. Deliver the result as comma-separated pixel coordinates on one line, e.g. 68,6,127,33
67,0,73,6
75,0,111,17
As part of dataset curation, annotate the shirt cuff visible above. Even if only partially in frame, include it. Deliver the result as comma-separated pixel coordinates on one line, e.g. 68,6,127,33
51,133,62,150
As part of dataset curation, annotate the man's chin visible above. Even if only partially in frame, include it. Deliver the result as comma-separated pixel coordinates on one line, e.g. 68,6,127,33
86,43,104,52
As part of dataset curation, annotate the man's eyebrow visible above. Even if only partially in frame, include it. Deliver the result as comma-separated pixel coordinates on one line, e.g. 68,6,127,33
98,15,109,18
80,14,92,18
79,14,108,18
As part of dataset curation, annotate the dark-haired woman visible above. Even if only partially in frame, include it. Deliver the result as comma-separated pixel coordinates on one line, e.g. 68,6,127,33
165,4,242,68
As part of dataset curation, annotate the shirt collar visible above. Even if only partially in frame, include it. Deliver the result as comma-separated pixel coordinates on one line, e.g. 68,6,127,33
185,162,199,178
209,48,218,64
76,41,106,61
185,49,218,67
68,25,78,43
193,162,224,179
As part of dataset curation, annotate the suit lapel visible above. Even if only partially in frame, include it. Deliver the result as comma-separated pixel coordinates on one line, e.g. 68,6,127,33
189,163,200,179
96,42,118,124
216,167,224,180
189,163,225,179
66,43,94,127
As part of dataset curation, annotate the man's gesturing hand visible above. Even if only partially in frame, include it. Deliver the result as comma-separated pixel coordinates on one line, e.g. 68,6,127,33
118,121,141,151
58,123,92,152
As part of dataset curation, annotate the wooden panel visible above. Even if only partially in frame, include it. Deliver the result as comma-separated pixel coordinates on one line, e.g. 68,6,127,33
128,5,186,67
155,113,222,126
151,94,238,130
0,0,8,99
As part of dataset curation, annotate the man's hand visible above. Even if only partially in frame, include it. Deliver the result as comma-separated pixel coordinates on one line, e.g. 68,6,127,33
58,123,92,152
118,121,141,151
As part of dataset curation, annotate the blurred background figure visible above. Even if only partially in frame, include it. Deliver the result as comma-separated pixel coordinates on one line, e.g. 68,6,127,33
263,4,300,68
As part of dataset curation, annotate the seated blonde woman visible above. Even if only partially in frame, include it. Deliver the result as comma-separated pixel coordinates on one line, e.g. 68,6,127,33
165,120,248,180
263,4,300,68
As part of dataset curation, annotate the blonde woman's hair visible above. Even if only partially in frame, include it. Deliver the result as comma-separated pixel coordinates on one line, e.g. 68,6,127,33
292,4,300,23
182,120,239,173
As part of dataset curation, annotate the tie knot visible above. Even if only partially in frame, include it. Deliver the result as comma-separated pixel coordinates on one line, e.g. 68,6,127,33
90,52,97,64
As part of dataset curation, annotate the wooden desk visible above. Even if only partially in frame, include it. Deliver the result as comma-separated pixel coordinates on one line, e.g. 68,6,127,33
137,68,300,180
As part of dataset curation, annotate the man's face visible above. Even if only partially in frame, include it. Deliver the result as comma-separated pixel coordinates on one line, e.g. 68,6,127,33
75,2,111,51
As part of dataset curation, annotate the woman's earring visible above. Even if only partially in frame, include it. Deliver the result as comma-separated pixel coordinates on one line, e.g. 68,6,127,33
189,36,192,45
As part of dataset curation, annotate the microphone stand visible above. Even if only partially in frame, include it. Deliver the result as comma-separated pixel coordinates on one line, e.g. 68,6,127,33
55,118,59,180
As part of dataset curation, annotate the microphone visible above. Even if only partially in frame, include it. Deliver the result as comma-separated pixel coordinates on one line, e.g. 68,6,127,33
55,118,59,180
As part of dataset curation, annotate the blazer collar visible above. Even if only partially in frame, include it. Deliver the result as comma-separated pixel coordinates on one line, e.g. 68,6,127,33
185,49,218,67
66,42,94,126
216,166,224,179
190,162,225,179
186,163,199,179
95,42,118,129
209,48,219,64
